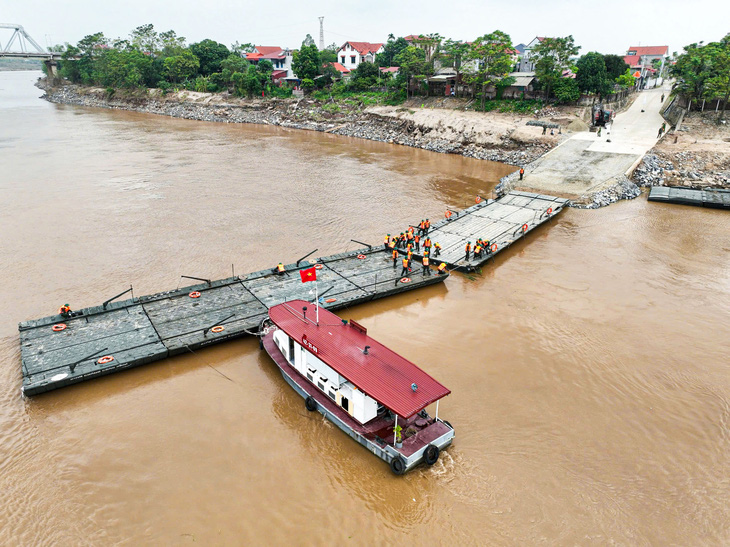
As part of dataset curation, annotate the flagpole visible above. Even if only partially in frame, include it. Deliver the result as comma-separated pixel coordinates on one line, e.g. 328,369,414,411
315,278,319,324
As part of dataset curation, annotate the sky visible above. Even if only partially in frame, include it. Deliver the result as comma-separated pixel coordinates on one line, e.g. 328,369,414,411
3,0,728,56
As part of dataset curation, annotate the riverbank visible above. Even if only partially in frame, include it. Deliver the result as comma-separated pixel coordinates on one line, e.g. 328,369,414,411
632,112,730,189
37,79,572,167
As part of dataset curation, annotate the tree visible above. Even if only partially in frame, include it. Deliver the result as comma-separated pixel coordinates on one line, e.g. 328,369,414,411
257,59,274,88
159,30,186,57
302,34,316,47
241,65,262,97
220,54,249,74
95,49,153,88
190,39,230,76
576,52,612,97
615,69,635,89
441,39,470,97
393,46,426,97
292,44,320,80
230,41,254,55
604,54,629,80
351,61,380,90
164,50,199,83
704,33,730,119
552,77,580,103
408,33,443,63
376,37,409,67
532,35,580,99
465,31,514,110
130,24,159,54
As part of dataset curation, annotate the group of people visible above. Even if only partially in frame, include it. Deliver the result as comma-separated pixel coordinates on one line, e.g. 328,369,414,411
464,238,493,261
384,223,447,277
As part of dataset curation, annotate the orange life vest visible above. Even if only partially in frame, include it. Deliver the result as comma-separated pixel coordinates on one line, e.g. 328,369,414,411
276,263,285,272
402,258,409,268
438,263,446,272
392,249,398,259
423,256,429,266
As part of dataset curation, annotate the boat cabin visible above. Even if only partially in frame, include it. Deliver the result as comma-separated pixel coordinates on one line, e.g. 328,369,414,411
269,300,450,428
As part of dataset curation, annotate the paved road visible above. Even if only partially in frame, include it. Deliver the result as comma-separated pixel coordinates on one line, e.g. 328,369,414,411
518,86,670,199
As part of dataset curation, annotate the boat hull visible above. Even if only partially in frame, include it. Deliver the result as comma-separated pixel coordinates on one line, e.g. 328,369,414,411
263,331,454,473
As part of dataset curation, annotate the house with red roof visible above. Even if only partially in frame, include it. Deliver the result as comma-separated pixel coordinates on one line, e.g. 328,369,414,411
517,36,546,72
246,46,296,82
336,41,385,71
623,45,669,86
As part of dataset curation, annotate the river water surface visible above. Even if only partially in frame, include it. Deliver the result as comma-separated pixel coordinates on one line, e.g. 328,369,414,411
1,71,729,545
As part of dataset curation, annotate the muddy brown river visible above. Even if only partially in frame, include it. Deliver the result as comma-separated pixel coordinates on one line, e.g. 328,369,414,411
1,71,729,545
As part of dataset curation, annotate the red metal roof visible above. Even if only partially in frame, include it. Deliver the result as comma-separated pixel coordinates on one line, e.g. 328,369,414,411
255,46,282,55
623,55,642,67
340,41,383,55
269,300,450,418
271,70,287,79
328,62,350,73
628,45,668,57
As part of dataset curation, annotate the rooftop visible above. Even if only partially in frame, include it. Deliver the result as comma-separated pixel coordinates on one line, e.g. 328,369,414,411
340,41,384,55
627,45,669,57
269,300,450,418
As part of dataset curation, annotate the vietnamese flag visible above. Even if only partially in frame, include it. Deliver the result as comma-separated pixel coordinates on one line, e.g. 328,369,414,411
300,266,317,283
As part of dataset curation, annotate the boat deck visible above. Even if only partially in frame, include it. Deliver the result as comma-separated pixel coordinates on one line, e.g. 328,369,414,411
19,247,447,396
648,186,730,209
407,191,569,271
263,331,450,458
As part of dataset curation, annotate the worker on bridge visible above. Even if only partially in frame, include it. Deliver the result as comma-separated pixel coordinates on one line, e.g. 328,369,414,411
465,242,471,261
437,262,447,275
58,304,72,318
274,263,285,275
433,242,442,257
384,234,391,250
400,256,411,278
424,219,430,235
422,253,430,276
392,248,399,268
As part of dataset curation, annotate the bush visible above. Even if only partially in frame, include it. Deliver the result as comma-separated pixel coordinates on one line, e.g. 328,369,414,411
301,78,315,92
267,85,293,98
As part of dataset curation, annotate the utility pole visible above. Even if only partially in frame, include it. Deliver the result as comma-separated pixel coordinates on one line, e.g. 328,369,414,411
318,16,324,50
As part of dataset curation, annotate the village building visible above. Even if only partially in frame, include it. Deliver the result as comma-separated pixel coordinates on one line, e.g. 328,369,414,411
336,41,385,71
517,36,546,72
623,45,669,86
246,46,296,83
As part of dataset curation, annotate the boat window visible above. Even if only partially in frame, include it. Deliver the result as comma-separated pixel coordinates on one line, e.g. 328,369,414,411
288,337,294,364
328,391,335,400
341,396,349,412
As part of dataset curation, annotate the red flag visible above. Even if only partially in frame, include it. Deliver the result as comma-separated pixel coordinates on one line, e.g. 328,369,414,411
299,266,317,283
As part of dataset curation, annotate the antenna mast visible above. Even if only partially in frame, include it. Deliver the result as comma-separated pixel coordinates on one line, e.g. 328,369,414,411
318,16,324,50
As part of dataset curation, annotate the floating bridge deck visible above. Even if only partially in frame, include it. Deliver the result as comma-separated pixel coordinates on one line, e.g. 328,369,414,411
409,191,569,271
648,186,730,209
19,247,447,396
19,191,567,396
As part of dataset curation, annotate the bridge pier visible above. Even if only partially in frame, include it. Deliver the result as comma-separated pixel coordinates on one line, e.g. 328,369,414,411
43,59,58,83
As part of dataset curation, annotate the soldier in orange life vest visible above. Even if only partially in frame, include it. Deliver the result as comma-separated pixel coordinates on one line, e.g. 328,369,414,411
424,219,430,235
474,243,482,259
433,242,441,257
274,262,285,275
392,248,399,268
423,237,431,251
398,232,406,247
484,239,492,254
58,303,72,317
406,231,413,246
465,242,471,260
400,256,410,277
407,248,413,262
414,234,420,251
519,167,524,180
437,262,447,275
418,220,425,235
388,237,396,250
422,253,430,276
384,234,390,250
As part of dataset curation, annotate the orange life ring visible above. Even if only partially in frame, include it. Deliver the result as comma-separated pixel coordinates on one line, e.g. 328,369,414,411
357,254,366,260
189,291,201,298
547,207,553,214
315,264,323,270
52,323,67,332
211,326,225,333
475,196,482,204
445,210,452,219
522,223,528,232
325,298,336,303
401,277,411,283
97,355,114,365
491,243,498,252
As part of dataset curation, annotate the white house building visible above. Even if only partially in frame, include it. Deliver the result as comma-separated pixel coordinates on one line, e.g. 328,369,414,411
246,46,295,82
517,36,546,72
336,41,385,71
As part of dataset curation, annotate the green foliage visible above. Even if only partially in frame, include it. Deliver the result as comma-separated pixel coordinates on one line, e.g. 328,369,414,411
301,78,315,92
220,54,249,75
292,44,321,80
615,69,635,89
239,65,263,97
320,48,337,65
94,48,153,88
532,35,581,99
190,39,230,76
266,85,293,98
576,52,612,96
552,77,580,103
465,31,514,109
376,37,410,67
129,24,159,54
393,46,426,97
604,54,629,80
350,61,381,90
164,50,200,83
672,34,730,118
441,39,471,97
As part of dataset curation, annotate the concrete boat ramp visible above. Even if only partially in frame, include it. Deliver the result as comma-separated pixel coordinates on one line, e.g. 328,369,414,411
18,191,566,396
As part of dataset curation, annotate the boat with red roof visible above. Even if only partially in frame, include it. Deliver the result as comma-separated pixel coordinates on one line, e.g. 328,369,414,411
260,299,454,474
